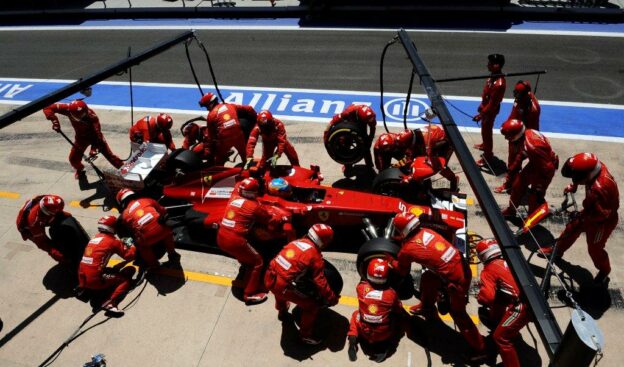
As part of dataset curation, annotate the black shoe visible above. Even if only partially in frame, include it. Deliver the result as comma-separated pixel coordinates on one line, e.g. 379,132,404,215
594,273,610,288
347,336,358,361
373,350,388,363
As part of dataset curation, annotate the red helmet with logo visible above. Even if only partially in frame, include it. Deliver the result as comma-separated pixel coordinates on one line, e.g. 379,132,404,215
238,178,260,199
257,110,275,131
476,239,502,263
561,152,602,184
377,133,396,152
156,113,173,131
367,258,390,285
116,188,136,206
396,129,415,148
39,195,64,216
97,215,117,234
513,80,531,99
199,93,218,110
500,119,525,142
356,105,376,125
69,100,88,120
181,121,200,139
307,223,334,249
390,212,420,241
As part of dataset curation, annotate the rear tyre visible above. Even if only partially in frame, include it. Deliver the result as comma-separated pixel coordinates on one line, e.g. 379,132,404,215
49,216,90,266
324,120,369,165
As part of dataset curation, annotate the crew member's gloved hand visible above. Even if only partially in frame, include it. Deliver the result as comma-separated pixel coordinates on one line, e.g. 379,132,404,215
472,113,482,122
89,147,99,158
50,118,61,132
268,154,280,167
121,237,135,249
564,183,578,194
327,294,340,307
243,158,253,170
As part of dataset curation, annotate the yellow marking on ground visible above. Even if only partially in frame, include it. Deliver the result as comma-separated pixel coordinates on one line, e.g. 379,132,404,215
69,200,118,212
0,191,20,199
466,198,474,206
108,258,479,325
471,263,478,278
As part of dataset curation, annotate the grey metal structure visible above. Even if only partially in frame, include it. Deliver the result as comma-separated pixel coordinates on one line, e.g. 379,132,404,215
395,29,564,359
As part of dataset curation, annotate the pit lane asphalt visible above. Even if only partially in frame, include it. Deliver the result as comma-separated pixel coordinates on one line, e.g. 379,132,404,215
0,28,623,366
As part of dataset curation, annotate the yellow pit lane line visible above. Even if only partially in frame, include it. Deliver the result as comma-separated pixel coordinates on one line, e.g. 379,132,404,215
108,259,479,324
0,191,20,199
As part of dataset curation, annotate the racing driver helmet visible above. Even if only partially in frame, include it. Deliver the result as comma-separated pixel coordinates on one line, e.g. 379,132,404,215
390,212,420,241
267,178,292,198
476,239,502,263
307,223,334,249
238,178,260,199
561,152,602,184
367,258,390,285
39,195,65,216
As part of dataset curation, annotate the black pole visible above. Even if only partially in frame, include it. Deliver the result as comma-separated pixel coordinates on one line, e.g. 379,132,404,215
0,30,195,130
435,70,547,83
396,29,562,359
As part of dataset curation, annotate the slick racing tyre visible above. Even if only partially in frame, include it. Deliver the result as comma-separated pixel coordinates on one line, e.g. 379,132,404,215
168,149,202,173
324,120,369,165
294,260,344,298
372,167,405,198
49,216,90,266
356,237,400,279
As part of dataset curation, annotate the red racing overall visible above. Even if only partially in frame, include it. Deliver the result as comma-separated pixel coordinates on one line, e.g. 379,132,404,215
394,228,485,353
43,102,123,171
477,74,506,159
478,258,529,367
264,238,338,338
509,92,540,131
129,115,176,150
245,117,299,168
204,103,257,165
347,280,404,344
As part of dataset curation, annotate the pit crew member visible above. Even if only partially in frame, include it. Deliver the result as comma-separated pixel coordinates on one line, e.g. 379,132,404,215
264,223,339,344
117,188,181,270
347,258,407,362
473,54,506,167
476,239,529,367
496,119,558,217
508,80,541,131
199,92,257,165
244,110,299,170
78,216,136,317
16,194,71,264
373,130,415,172
43,100,123,178
324,104,376,176
541,153,619,285
129,113,176,151
389,212,486,359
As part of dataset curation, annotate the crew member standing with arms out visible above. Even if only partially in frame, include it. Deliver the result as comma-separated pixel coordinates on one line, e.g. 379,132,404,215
508,80,541,131
389,212,486,361
473,54,506,167
16,195,71,264
216,178,276,304
129,113,176,151
476,239,529,367
347,258,407,362
264,224,339,345
78,216,136,317
43,100,123,178
117,188,181,270
325,104,377,176
244,110,299,170
199,92,257,165
496,119,558,217
541,153,619,286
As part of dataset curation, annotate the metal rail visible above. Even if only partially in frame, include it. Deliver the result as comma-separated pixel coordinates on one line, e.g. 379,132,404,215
396,29,563,358
0,30,195,130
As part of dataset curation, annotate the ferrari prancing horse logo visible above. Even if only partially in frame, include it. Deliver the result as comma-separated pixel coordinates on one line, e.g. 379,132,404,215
318,211,329,221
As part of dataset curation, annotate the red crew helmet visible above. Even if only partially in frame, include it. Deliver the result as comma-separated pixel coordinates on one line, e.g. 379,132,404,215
257,110,275,131
97,215,117,234
377,133,396,152
476,239,502,263
238,178,260,199
390,212,420,241
69,100,88,120
500,119,525,142
561,152,602,184
307,223,334,249
397,129,415,148
116,188,135,206
199,92,218,109
39,195,64,216
367,258,390,285
513,80,531,99
181,122,200,139
356,105,376,124
156,113,173,131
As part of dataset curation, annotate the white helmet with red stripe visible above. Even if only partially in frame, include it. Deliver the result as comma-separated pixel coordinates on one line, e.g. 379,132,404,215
476,239,502,263
307,223,334,249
